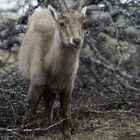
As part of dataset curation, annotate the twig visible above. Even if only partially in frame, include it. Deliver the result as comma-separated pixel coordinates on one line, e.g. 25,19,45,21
0,118,67,135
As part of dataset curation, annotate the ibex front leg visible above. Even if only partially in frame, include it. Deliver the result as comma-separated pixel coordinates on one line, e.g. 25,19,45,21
60,85,74,140
42,92,55,128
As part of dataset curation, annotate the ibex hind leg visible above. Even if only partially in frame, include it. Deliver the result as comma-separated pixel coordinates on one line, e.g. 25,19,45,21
23,84,44,124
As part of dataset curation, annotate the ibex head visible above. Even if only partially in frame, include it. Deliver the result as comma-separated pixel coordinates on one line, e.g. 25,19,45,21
48,0,87,49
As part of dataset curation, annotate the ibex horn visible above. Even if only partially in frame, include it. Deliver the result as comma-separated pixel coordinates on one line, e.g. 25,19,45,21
59,0,69,12
75,0,85,10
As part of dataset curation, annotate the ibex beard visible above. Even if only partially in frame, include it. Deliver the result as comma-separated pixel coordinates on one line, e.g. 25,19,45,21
19,0,87,139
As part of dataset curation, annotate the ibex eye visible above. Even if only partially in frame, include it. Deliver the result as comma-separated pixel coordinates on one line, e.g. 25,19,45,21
59,22,65,27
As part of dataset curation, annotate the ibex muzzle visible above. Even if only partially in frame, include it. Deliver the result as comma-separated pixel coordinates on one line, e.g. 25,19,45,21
19,0,87,139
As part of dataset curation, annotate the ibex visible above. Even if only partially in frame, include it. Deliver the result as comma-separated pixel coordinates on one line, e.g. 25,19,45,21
19,0,87,139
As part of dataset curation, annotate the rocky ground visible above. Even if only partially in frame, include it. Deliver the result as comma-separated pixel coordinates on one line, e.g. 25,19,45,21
0,1,140,139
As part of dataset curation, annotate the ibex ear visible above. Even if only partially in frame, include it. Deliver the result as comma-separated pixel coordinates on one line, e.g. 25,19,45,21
48,5,58,20
81,6,87,17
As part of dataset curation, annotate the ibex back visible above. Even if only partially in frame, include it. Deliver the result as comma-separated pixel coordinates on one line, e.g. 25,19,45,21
19,0,87,139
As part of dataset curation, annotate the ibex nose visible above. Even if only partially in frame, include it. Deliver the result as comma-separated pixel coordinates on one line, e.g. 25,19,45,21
73,38,81,46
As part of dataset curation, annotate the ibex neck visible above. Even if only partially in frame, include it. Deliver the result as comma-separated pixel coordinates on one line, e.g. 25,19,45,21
61,44,80,59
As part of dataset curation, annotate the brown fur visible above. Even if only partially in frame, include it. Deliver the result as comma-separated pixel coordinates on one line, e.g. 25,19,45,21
19,5,86,140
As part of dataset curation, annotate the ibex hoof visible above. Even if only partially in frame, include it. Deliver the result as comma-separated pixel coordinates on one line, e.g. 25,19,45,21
41,120,52,128
71,128,75,135
63,131,71,140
